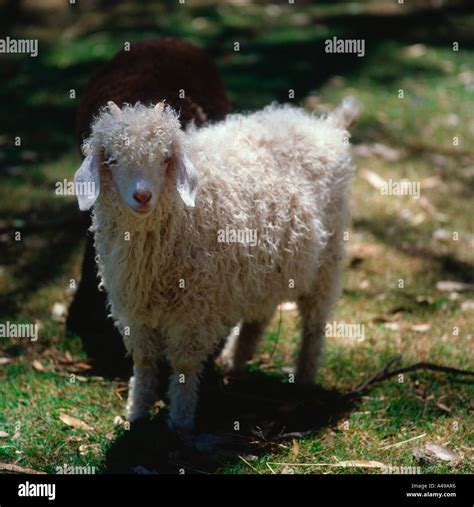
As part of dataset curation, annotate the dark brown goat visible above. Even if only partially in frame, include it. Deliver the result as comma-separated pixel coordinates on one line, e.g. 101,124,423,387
67,38,230,376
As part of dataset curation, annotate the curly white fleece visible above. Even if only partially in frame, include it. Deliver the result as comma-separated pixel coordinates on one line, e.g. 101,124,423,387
86,99,357,430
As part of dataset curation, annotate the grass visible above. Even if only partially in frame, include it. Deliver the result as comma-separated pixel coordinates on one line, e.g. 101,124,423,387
0,0,473,475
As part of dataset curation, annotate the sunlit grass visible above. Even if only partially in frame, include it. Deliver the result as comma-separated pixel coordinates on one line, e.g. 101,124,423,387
0,1,472,475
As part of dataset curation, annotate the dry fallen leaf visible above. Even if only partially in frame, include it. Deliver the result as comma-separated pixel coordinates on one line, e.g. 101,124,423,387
353,144,374,157
399,208,426,226
460,300,474,312
410,324,431,333
416,295,434,305
74,361,93,370
371,143,402,161
32,360,45,372
422,176,442,188
51,302,67,322
79,443,100,455
355,144,402,161
425,444,460,462
414,444,460,463
66,435,84,442
337,460,387,469
405,43,427,58
0,357,14,365
432,229,451,240
59,413,93,432
458,70,474,85
0,431,9,438
418,196,446,221
360,168,386,189
435,402,451,413
436,281,474,292
113,416,124,427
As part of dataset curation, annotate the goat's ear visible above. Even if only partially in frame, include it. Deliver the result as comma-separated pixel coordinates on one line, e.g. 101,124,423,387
174,152,198,208
154,101,165,115
74,153,101,211
107,101,122,119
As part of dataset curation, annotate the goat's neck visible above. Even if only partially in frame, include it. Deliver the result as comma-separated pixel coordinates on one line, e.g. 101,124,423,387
92,187,182,258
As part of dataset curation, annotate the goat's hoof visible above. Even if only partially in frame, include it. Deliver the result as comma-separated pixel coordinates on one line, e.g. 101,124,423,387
125,406,150,423
294,375,316,388
223,366,247,380
167,418,196,446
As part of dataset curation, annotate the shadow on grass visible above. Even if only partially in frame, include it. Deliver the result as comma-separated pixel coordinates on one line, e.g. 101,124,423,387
105,370,355,474
354,217,474,284
0,203,85,319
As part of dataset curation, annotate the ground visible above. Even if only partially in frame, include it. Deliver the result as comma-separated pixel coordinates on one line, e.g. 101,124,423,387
0,0,473,475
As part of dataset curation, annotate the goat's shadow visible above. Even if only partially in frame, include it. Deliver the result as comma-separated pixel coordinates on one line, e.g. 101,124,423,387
104,369,356,474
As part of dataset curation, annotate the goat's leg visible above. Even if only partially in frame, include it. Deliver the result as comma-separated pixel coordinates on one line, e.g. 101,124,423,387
167,362,203,433
125,361,160,422
124,326,162,422
295,260,343,385
220,317,271,374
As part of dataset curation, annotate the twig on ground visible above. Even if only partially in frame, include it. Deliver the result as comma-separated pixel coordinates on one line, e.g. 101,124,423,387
238,455,261,474
380,433,426,450
266,460,386,469
0,463,46,474
349,357,474,396
350,356,401,395
266,462,276,474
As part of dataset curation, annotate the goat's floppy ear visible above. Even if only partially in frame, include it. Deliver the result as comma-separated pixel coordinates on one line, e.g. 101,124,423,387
174,152,198,208
74,153,100,211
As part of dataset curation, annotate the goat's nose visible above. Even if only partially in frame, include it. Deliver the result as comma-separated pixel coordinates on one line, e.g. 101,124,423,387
133,190,152,204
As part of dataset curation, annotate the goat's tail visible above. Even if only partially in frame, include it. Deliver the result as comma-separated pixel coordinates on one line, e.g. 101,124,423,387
328,96,359,130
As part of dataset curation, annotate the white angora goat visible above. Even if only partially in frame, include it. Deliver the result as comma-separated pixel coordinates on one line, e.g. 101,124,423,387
74,98,358,432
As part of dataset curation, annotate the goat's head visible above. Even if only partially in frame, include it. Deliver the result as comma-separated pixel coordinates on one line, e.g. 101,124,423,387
74,101,198,216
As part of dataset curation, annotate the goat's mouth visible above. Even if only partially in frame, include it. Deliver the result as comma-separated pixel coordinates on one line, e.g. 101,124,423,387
130,204,153,216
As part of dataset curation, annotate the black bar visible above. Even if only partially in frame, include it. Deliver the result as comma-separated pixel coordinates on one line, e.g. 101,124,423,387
0,474,471,506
